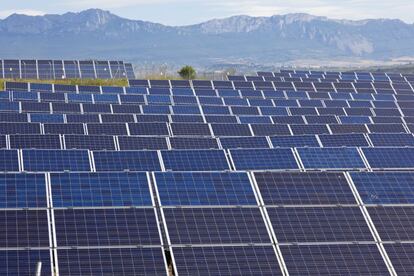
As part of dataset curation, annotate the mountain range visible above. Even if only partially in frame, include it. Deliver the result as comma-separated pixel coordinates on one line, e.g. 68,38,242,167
1,9,414,70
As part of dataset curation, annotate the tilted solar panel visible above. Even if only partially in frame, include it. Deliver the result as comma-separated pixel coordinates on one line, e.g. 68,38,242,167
161,150,230,171
23,149,91,172
362,148,414,169
93,151,161,172
230,148,299,170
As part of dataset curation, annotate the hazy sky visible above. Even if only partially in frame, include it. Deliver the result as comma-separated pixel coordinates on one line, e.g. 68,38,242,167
1,0,414,25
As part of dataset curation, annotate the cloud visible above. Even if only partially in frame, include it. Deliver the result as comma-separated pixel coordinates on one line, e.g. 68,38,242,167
0,9,45,18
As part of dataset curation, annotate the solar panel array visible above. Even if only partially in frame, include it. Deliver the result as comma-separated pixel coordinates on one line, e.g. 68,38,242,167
1,68,414,275
0,60,135,79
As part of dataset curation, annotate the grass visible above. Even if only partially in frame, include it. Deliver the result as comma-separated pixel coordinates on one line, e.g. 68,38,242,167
0,78,129,90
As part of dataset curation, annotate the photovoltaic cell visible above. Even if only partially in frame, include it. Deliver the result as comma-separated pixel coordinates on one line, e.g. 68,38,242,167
318,134,369,147
297,147,366,170
220,137,269,149
254,172,356,205
169,137,219,150
0,150,19,172
10,134,61,149
280,244,389,276
57,248,166,276
54,208,161,246
351,172,414,204
154,172,256,206
368,134,414,147
118,136,168,150
230,149,299,170
64,135,115,150
172,246,282,276
270,135,320,148
266,207,373,243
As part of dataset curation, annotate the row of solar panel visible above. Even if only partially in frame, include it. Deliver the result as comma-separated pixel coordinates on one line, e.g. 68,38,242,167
0,122,410,136
7,243,414,276
0,133,413,150
130,78,414,90
257,69,414,80
0,112,412,127
8,84,413,104
4,92,414,112
7,79,414,94
0,60,134,79
2,204,414,247
5,171,414,208
0,147,413,172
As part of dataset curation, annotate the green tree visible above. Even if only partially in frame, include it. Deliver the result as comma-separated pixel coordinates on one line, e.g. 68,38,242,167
178,65,196,80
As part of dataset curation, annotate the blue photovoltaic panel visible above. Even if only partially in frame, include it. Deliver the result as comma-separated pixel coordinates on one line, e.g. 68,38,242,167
298,147,366,170
220,137,270,149
22,149,91,172
0,210,49,248
254,172,356,205
251,124,291,136
270,135,320,148
0,123,40,135
280,244,389,276
211,124,252,137
172,246,282,276
0,250,52,276
10,134,61,149
0,136,6,149
163,208,271,244
318,134,369,147
230,149,299,170
128,123,169,136
368,134,414,147
57,248,166,276
384,243,414,276
161,150,230,171
362,148,414,169
0,174,47,208
54,208,161,246
367,206,414,241
154,172,256,206
351,172,414,204
118,136,168,150
0,150,19,172
50,172,152,207
64,135,115,150
169,137,219,150
87,123,128,136
93,151,161,172
43,123,84,135
171,123,211,136
267,207,373,243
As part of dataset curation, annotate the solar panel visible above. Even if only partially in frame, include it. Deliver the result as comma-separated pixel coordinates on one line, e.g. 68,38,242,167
280,244,389,276
118,136,168,150
230,149,299,170
163,208,271,244
220,137,269,149
44,123,84,135
128,123,169,136
350,172,414,204
57,248,166,275
368,206,414,242
297,147,366,170
93,151,161,172
369,134,414,147
87,123,128,135
290,124,330,135
64,135,115,150
154,172,256,206
169,137,219,149
22,149,91,172
50,172,152,207
171,123,211,136
318,133,369,147
251,124,291,136
0,250,52,276
270,135,320,147
10,134,61,149
267,207,373,243
362,148,414,169
161,150,230,171
384,243,414,276
0,210,49,248
254,172,356,205
0,174,47,208
54,208,160,246
0,150,19,172
172,246,282,276
0,123,40,135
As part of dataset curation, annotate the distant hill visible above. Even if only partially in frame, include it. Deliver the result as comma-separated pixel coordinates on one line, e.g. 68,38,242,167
1,9,414,69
